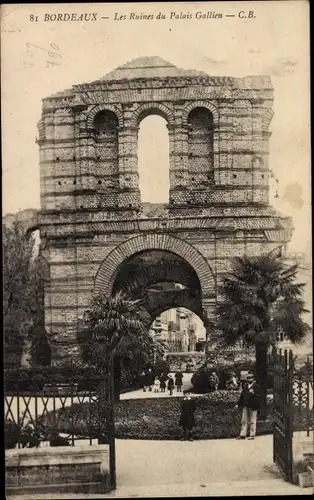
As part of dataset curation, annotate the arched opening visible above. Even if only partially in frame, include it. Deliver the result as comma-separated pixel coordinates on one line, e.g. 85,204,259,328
112,250,203,319
137,115,170,204
188,107,214,188
150,307,206,354
93,110,119,189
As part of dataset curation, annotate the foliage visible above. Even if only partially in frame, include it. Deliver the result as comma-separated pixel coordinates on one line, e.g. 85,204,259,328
4,365,102,392
5,421,40,449
4,420,71,449
152,358,171,377
81,291,150,371
3,222,49,368
39,392,273,441
216,252,309,348
216,251,309,415
190,356,261,393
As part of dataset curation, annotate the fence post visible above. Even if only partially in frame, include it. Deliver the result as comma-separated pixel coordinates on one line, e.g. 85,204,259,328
287,349,294,483
108,352,116,491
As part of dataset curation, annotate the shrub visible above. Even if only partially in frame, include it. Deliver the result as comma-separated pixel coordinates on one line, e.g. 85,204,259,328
191,357,258,393
38,391,273,441
4,366,102,393
5,421,41,449
4,421,20,449
152,359,171,377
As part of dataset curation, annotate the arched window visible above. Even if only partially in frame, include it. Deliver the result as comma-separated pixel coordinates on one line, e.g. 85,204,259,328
94,110,118,134
93,110,119,189
137,115,170,203
188,107,214,188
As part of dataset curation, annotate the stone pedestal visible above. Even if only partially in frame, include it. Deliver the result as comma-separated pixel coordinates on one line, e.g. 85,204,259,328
5,445,110,496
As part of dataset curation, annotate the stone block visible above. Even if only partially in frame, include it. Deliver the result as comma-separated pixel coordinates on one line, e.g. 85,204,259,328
5,445,110,496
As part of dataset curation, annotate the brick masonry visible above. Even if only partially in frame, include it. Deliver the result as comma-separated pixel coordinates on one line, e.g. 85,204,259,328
35,57,293,364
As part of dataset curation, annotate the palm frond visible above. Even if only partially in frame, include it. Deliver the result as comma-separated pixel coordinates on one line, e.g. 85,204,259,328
217,251,309,348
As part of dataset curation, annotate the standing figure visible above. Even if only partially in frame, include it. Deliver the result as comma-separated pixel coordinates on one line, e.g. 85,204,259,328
159,373,167,393
153,376,160,393
236,372,261,440
175,370,184,392
140,370,147,392
147,368,154,392
209,371,220,391
179,391,197,441
167,374,174,396
226,372,240,391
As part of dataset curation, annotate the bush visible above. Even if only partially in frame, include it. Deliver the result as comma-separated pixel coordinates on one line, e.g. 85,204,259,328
152,359,171,377
191,357,257,393
38,391,273,441
4,419,74,449
4,366,102,393
5,421,41,449
4,421,20,449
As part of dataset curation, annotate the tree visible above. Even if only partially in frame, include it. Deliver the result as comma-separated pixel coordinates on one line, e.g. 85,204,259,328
82,291,150,400
3,222,49,368
82,291,149,489
216,250,309,417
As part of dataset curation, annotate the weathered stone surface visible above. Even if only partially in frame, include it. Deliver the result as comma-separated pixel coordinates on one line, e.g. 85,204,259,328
5,445,110,495
36,57,293,361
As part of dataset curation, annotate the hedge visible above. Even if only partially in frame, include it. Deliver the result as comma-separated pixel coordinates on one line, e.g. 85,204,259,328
38,391,273,441
4,365,140,394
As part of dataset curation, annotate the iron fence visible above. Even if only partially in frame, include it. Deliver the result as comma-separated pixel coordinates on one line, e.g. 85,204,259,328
269,349,313,483
4,377,107,449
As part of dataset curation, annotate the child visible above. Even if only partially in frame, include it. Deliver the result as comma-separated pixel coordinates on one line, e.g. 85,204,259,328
179,391,197,441
153,377,160,393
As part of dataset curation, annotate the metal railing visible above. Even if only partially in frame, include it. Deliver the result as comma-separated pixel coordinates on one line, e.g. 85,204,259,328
4,378,106,449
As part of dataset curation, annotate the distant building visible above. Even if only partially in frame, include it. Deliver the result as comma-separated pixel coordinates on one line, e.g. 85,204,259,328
150,307,206,353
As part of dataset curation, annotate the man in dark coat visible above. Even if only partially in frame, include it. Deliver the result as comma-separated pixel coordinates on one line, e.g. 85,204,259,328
167,374,174,395
159,372,167,392
236,371,261,440
175,370,184,392
179,392,197,440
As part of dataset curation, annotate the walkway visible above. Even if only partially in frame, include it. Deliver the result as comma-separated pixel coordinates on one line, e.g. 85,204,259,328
9,436,312,499
120,372,193,400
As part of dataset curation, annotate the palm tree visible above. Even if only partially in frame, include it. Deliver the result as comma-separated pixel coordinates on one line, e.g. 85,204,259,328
83,291,150,396
216,250,309,418
82,291,149,490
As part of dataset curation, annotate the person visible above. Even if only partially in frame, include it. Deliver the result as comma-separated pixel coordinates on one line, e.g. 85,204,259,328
175,370,183,392
140,370,147,392
209,371,219,391
226,372,239,391
159,373,167,393
167,374,174,396
179,391,197,441
147,368,154,392
235,371,261,440
153,376,160,393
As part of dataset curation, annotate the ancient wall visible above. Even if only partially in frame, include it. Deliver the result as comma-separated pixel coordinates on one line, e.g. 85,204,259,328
37,58,293,364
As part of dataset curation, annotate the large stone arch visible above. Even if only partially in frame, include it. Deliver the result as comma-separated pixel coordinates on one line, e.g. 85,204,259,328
86,104,124,129
182,100,219,125
130,102,174,127
94,233,216,298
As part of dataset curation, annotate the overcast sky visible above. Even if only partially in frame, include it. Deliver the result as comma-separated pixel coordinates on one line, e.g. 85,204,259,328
2,2,310,256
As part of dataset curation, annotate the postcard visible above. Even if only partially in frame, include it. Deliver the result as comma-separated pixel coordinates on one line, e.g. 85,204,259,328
2,2,312,498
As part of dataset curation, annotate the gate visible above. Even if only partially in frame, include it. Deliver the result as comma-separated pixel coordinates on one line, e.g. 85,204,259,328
270,349,294,482
270,348,314,483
